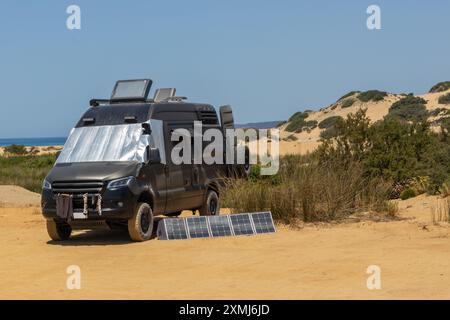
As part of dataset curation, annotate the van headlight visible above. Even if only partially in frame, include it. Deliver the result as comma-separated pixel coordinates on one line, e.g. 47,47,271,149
42,179,51,190
107,176,134,189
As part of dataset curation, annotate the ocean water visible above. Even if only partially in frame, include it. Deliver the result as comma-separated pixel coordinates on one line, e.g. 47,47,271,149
0,137,66,147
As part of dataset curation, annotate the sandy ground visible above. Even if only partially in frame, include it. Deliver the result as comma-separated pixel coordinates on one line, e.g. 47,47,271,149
0,188,449,299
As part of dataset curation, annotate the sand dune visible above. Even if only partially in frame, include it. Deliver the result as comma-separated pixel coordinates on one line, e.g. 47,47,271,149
279,89,450,156
0,145,62,156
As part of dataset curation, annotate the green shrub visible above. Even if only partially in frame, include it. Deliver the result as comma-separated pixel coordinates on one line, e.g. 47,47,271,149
317,108,450,196
438,92,450,105
387,95,428,122
338,91,360,101
3,144,28,155
341,98,356,108
318,116,343,129
429,81,450,93
358,90,388,102
285,112,318,132
400,188,416,200
429,108,447,117
320,126,340,140
288,112,308,122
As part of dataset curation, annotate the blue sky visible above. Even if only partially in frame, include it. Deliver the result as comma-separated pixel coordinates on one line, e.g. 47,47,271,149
0,0,449,138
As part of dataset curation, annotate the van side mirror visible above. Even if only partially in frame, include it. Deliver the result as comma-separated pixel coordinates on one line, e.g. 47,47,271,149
142,123,151,135
146,147,161,164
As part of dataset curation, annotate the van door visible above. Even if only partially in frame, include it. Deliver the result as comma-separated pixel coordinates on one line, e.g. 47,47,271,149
163,122,199,212
219,105,234,130
163,122,185,212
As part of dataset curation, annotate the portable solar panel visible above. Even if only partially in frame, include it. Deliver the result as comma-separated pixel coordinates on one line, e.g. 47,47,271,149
157,212,276,240
208,215,233,237
230,214,255,236
186,216,210,238
157,218,189,240
251,212,276,234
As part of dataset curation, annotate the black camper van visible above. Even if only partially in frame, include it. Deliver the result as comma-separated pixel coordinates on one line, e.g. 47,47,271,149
41,79,247,242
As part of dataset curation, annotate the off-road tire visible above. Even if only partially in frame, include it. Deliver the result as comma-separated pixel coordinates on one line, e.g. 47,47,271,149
199,190,220,216
46,219,72,241
127,203,154,242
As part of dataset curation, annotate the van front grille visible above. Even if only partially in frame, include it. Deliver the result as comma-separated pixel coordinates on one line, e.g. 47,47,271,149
52,181,104,194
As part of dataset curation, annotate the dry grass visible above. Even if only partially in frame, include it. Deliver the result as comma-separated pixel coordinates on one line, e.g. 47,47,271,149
431,197,450,224
222,155,392,224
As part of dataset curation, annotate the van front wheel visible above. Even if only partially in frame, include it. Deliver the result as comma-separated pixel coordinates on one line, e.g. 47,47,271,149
46,219,72,241
128,203,154,242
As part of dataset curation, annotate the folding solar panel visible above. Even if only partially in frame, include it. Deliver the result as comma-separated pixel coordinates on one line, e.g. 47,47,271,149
157,212,276,240
157,218,188,240
230,214,255,236
208,215,233,237
251,212,276,234
186,216,210,238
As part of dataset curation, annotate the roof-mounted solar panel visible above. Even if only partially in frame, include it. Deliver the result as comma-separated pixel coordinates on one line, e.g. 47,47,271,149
154,88,176,102
157,212,275,240
110,79,152,103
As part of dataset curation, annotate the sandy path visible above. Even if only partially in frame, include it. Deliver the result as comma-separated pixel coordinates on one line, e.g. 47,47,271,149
0,195,449,299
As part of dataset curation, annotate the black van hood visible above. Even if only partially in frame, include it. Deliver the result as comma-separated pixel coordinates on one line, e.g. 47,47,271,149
46,161,141,182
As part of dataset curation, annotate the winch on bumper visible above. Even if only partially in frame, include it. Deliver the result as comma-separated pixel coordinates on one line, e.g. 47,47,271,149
41,179,141,221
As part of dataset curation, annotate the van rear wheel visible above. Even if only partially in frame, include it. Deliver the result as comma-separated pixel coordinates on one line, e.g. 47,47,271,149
128,203,154,242
199,190,220,216
46,219,72,241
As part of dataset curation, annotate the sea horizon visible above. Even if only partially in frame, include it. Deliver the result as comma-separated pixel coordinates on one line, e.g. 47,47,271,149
0,137,67,147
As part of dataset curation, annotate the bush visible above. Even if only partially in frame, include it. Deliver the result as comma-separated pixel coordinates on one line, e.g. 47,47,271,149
358,90,388,102
3,144,28,155
341,98,356,108
320,126,340,140
317,108,450,196
429,81,450,93
429,108,447,117
338,91,360,101
285,112,317,132
318,116,343,129
400,188,416,200
438,92,450,105
387,95,428,122
288,112,308,122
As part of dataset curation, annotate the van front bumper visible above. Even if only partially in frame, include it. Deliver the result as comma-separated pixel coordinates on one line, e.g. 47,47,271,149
41,187,138,221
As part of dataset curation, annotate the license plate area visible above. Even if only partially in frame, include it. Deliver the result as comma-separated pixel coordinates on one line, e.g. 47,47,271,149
73,211,88,220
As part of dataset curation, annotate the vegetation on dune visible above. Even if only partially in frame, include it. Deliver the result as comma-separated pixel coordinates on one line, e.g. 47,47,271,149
438,92,450,105
387,95,428,122
341,98,356,108
318,109,450,196
337,91,360,101
0,153,57,193
243,106,450,224
285,112,318,133
429,81,450,93
358,90,388,103
318,116,343,129
3,144,28,155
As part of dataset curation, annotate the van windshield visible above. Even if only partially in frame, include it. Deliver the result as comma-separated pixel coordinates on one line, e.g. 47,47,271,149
56,120,165,164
